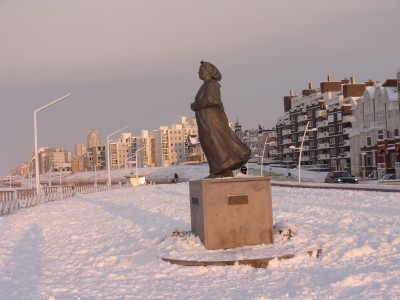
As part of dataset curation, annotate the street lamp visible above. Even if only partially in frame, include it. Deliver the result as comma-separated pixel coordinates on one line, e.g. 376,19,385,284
289,121,317,183
255,139,274,176
125,154,135,174
34,94,71,195
135,146,146,180
106,125,129,187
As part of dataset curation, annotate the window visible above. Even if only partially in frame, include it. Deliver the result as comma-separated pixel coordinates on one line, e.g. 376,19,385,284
367,136,372,146
338,124,343,132
330,137,335,145
337,112,342,121
329,125,335,133
378,130,384,140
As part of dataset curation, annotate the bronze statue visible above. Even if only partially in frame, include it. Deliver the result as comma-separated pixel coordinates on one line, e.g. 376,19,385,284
190,61,251,178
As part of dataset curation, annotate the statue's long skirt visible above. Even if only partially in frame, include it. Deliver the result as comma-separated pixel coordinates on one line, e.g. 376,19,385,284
195,108,250,175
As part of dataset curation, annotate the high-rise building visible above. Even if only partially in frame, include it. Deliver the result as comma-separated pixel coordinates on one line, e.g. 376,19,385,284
75,144,87,158
153,116,200,167
275,74,369,173
87,130,100,148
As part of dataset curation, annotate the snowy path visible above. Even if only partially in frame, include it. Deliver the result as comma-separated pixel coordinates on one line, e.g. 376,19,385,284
0,183,399,299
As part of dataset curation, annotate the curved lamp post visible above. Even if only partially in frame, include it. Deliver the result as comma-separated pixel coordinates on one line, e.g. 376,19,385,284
289,121,317,183
34,94,71,195
125,154,136,174
106,126,129,187
255,139,274,176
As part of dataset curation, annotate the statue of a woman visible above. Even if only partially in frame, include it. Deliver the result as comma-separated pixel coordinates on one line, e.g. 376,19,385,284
190,61,251,178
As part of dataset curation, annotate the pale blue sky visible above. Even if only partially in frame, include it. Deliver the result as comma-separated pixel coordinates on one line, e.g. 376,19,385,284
1,0,399,173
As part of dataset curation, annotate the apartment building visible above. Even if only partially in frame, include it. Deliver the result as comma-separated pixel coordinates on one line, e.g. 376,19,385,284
32,147,72,174
106,133,133,170
75,144,87,157
130,130,155,168
349,78,400,178
87,130,100,148
153,116,200,167
255,129,278,165
276,74,370,172
87,145,106,171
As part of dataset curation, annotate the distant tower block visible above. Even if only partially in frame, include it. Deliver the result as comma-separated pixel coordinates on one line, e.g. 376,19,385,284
87,130,100,148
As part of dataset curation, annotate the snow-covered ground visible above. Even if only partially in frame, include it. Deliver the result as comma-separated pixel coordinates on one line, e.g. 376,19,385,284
1,166,400,299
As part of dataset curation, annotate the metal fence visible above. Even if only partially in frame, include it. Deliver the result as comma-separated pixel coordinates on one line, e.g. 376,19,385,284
0,183,131,215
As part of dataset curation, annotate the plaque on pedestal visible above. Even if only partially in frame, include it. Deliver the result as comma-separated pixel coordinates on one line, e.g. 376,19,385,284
189,177,273,250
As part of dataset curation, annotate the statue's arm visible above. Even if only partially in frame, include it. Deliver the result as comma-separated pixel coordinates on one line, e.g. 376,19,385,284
191,81,223,111
191,101,223,111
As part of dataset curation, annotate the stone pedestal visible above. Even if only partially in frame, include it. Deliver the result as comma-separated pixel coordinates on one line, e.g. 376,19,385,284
189,177,273,250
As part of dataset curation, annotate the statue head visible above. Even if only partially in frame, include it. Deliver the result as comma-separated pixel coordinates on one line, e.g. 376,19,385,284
200,60,222,81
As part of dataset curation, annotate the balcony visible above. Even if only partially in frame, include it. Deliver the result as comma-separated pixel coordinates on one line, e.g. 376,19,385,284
316,110,327,117
282,129,292,136
317,143,330,149
343,128,352,135
342,115,356,123
298,135,310,142
317,120,329,128
298,125,307,132
317,132,329,139
269,141,278,147
269,132,277,138
344,140,350,146
284,120,291,126
269,149,278,156
283,139,292,145
283,148,291,154
318,153,330,160
300,156,310,162
302,145,310,151
297,115,308,122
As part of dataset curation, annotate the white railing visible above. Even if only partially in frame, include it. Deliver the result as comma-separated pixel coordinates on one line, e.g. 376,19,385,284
1,183,132,215
302,164,330,170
